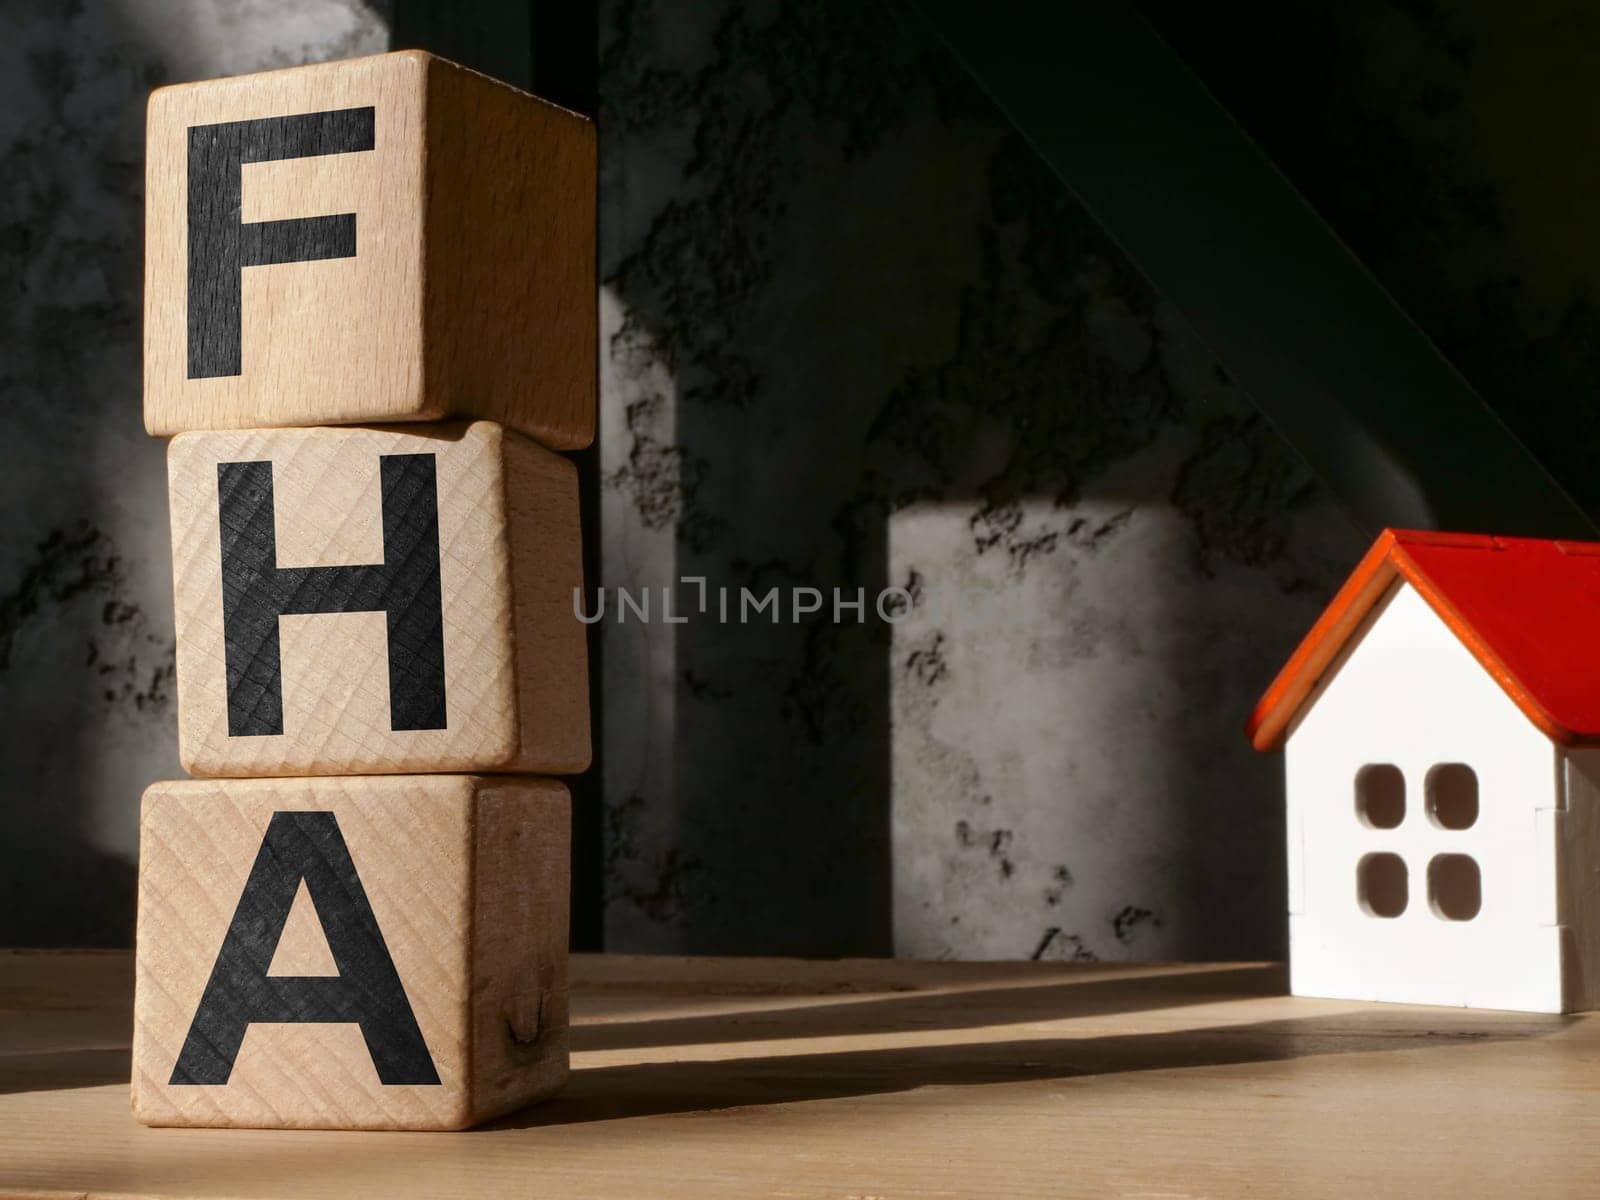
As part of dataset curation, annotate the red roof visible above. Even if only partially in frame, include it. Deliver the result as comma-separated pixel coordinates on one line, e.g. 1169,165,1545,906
1248,529,1600,751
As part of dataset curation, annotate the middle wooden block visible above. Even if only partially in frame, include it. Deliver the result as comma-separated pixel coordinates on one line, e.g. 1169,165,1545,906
168,420,589,778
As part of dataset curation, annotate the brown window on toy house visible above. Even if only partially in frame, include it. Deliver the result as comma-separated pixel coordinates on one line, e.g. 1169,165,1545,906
1355,764,1405,829
1426,763,1479,830
1357,852,1408,918
1428,854,1482,921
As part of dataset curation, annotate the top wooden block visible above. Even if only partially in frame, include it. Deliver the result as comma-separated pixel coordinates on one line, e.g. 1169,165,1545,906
144,51,595,449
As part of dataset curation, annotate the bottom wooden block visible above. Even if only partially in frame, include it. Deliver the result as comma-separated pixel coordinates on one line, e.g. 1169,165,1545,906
131,774,569,1130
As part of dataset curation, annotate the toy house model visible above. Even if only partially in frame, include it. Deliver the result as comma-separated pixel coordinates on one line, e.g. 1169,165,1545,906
1249,529,1600,1013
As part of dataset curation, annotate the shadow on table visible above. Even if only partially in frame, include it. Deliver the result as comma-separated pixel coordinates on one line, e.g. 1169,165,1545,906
491,965,1572,1129
0,962,1268,1097
1,963,1571,1116
495,1013,1570,1130
0,1048,130,1096
0,963,1271,1097
571,963,1286,1053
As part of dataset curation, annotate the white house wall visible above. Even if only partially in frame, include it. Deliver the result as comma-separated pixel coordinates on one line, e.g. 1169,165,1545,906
1558,749,1600,1010
1285,580,1562,1011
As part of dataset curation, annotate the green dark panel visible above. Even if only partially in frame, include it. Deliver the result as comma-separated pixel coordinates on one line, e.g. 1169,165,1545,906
391,0,596,113
914,0,1593,539
392,0,532,90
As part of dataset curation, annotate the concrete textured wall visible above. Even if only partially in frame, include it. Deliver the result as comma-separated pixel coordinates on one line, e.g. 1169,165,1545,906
20,1,1569,961
595,0,1362,960
0,1,389,945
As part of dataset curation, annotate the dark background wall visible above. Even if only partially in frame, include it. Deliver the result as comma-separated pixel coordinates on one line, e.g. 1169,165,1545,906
0,1,391,947
595,0,1355,961
2,0,1593,961
1141,0,1600,526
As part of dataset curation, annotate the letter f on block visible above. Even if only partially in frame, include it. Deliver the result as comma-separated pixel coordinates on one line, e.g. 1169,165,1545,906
217,454,447,737
187,107,375,379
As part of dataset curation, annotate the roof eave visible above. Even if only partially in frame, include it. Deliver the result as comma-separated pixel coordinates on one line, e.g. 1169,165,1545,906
1248,528,1587,752
1246,530,1401,752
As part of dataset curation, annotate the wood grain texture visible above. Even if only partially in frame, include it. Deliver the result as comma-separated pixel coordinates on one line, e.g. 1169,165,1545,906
168,421,589,777
144,50,595,449
7,954,1600,1196
131,775,569,1131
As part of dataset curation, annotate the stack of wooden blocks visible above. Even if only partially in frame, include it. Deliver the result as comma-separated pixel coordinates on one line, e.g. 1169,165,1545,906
128,51,596,1131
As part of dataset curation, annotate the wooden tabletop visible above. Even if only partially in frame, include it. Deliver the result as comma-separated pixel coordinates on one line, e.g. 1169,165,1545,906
3,951,1599,1198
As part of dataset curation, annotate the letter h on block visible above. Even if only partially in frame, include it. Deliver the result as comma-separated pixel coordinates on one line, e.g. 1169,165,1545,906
219,453,445,738
169,422,590,778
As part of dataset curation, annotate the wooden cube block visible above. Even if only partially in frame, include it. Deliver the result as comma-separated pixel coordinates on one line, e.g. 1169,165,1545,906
132,774,570,1130
168,421,588,777
144,50,595,449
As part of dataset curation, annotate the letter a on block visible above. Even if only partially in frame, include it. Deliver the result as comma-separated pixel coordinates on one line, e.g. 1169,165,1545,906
171,810,439,1086
169,422,590,777
134,776,573,1130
